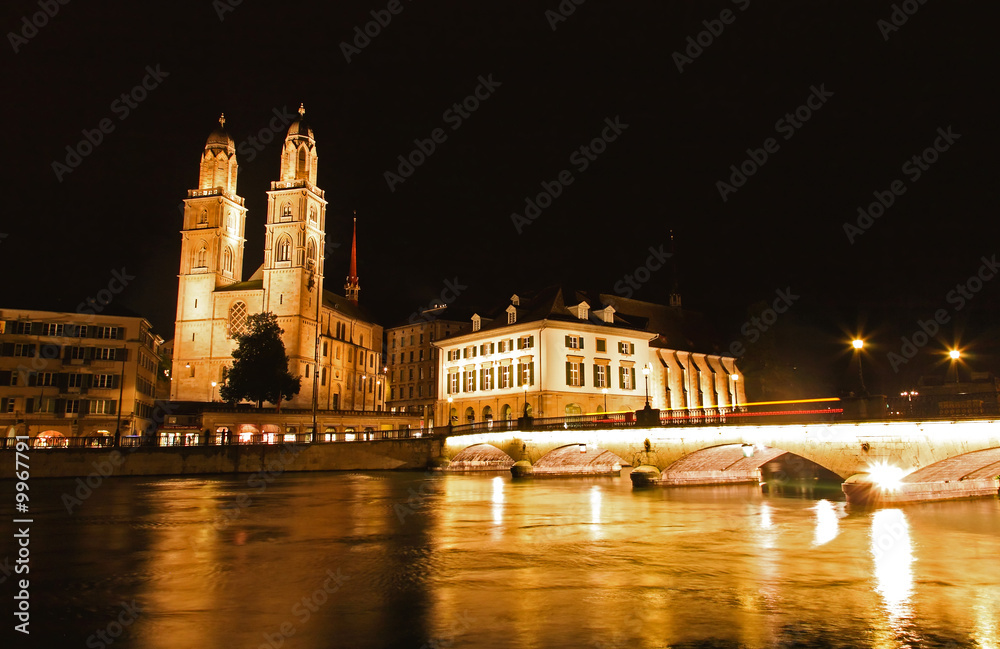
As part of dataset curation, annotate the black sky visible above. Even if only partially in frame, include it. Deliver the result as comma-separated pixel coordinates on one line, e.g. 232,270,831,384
3,0,998,394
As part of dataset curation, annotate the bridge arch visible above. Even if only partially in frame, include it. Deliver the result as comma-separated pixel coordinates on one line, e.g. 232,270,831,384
533,444,627,476
659,443,846,485
447,443,515,471
901,446,1000,483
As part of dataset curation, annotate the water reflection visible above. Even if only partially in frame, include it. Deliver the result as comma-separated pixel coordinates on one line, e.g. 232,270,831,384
871,508,917,645
16,473,1000,649
812,499,839,546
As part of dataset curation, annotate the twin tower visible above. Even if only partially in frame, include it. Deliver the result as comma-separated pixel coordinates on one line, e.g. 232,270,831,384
171,107,377,409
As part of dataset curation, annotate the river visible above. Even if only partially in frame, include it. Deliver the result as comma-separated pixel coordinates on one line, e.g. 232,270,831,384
5,470,999,648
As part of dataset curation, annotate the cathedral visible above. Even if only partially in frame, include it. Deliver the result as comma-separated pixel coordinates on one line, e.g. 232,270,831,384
170,107,385,410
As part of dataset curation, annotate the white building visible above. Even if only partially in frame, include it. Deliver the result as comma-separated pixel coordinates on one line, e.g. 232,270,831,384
433,288,745,425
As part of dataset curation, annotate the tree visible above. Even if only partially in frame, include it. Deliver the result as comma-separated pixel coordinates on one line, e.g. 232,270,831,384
220,312,301,408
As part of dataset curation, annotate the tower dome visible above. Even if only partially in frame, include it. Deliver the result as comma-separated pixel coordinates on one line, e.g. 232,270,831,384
286,104,314,140
206,113,235,153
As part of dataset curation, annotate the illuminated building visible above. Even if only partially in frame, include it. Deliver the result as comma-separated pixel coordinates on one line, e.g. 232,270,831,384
385,305,472,428
170,108,384,410
0,308,163,443
432,287,745,424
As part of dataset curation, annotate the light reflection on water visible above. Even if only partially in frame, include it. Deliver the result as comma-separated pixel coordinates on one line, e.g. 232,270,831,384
12,471,1000,648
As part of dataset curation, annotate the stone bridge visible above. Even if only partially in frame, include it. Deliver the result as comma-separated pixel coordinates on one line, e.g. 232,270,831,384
441,420,1000,501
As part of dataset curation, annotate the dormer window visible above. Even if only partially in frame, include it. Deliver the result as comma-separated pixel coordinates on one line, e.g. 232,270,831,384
599,306,615,323
506,305,516,324
510,294,520,306
472,314,481,332
573,301,590,320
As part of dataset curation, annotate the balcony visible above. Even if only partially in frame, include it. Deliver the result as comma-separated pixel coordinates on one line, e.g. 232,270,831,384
187,187,245,206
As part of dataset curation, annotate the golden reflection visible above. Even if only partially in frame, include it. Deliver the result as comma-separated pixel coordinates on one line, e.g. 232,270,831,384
590,485,602,525
760,502,773,529
870,508,915,644
491,476,504,525
975,592,998,649
812,500,839,546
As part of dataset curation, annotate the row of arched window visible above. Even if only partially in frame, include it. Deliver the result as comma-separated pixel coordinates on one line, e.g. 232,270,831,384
193,242,235,274
278,203,318,222
273,235,317,265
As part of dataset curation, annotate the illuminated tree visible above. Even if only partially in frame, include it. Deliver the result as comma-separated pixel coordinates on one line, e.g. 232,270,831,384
220,312,301,408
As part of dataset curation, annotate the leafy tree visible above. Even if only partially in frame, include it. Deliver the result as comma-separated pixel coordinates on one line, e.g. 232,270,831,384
220,312,301,408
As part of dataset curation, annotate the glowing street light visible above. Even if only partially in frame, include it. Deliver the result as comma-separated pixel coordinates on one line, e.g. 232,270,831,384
851,339,867,395
642,363,651,408
210,381,217,402
730,373,739,411
949,349,961,383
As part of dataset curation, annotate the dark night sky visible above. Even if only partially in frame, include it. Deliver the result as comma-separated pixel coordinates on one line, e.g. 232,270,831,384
3,0,998,394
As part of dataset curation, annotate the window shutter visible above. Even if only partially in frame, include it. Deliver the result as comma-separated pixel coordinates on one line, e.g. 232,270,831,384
109,400,117,415
463,348,468,359
446,376,451,395
479,368,484,389
529,336,534,348
0,398,7,412
517,337,523,350
0,371,9,386
565,335,571,347
630,367,636,389
490,342,495,355
630,343,635,354
565,361,571,385
580,338,584,350
619,367,624,389
462,371,467,392
516,363,522,387
580,363,585,387
25,398,34,414
80,400,90,415
529,362,535,386
593,364,599,386
27,372,37,387
112,375,121,390
489,368,495,389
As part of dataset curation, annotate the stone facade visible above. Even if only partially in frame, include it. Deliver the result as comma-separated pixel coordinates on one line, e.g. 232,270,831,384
170,109,384,410
0,309,163,441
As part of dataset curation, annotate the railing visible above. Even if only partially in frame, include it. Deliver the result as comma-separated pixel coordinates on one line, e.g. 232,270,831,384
884,392,1000,419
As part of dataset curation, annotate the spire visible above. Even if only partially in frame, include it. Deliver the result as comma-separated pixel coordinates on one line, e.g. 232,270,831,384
219,113,226,128
298,103,305,117
345,212,360,304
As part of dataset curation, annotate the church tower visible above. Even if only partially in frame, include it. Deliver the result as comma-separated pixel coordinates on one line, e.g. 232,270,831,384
261,105,328,399
172,115,248,400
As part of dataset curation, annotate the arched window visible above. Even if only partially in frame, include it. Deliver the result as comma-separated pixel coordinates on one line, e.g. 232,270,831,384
222,247,234,274
306,238,316,263
482,405,493,420
195,245,207,268
565,403,583,416
465,407,475,423
297,146,307,175
501,404,512,421
281,203,292,221
228,301,248,338
198,210,208,225
275,235,292,262
309,206,317,222
227,211,235,231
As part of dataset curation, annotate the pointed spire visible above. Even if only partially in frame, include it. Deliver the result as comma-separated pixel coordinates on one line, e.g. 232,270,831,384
298,103,306,117
219,113,226,128
345,211,360,304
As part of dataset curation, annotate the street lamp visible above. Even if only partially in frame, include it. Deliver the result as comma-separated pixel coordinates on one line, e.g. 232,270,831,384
642,363,651,408
730,374,739,411
852,339,867,395
361,374,367,412
949,349,961,383
602,387,608,413
210,381,217,402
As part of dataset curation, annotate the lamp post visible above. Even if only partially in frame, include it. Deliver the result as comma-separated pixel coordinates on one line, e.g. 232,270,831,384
730,374,739,412
949,349,961,384
642,363,651,408
602,387,608,413
852,339,866,395
210,381,217,402
447,395,453,429
361,374,367,412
